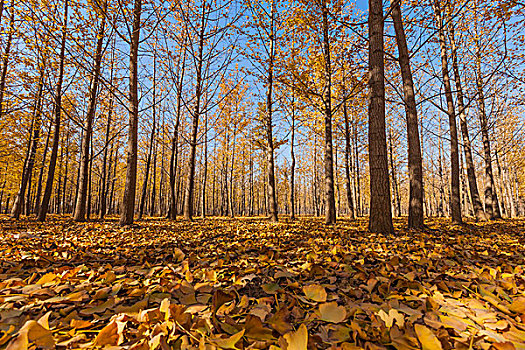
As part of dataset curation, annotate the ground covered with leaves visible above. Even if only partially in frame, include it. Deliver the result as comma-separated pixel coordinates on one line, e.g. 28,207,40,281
0,216,524,350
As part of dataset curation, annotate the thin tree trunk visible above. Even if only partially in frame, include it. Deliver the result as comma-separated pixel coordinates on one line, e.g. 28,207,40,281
12,71,44,219
183,5,206,221
138,51,156,220
448,20,486,221
119,0,142,226
74,15,106,221
265,0,278,222
290,88,296,220
321,0,336,224
38,0,68,222
433,0,462,224
475,38,501,219
202,111,208,218
368,0,393,233
342,72,355,219
392,0,424,228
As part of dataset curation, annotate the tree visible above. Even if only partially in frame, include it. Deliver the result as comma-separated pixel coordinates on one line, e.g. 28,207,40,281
368,0,393,233
119,0,142,226
432,0,462,224
392,0,424,229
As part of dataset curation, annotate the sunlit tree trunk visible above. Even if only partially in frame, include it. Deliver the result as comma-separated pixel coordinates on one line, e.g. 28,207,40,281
368,0,393,233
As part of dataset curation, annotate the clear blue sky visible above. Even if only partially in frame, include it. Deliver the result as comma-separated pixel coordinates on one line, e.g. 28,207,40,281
355,0,368,11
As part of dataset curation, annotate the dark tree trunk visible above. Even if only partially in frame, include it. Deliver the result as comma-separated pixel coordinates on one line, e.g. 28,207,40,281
342,73,355,219
12,72,44,219
119,0,142,226
74,15,106,221
183,5,205,221
38,0,68,222
392,0,424,228
321,0,336,225
368,0,393,233
433,0,462,224
448,19,486,221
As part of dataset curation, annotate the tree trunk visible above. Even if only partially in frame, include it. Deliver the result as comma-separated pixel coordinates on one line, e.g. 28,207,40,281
342,72,355,219
433,0,462,224
392,0,424,228
265,0,278,222
183,5,205,221
321,0,336,225
138,50,156,220
37,0,68,222
368,0,393,233
447,20,486,221
290,88,296,220
74,15,105,221
475,39,501,219
12,71,44,219
119,0,142,226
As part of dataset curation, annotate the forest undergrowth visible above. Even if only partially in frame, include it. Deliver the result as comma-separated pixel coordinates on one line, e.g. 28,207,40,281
0,216,524,349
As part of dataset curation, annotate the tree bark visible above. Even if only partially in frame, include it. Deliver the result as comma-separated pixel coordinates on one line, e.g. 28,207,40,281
368,0,393,233
0,5,14,122
138,50,156,221
342,72,355,219
447,20,486,221
12,73,44,219
265,0,278,222
183,4,205,221
119,0,142,226
37,0,68,222
433,0,462,224
321,0,336,225
392,0,424,228
475,38,501,219
74,15,106,221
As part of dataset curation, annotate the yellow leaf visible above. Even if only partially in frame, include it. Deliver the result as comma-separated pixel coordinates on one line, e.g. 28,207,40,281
6,320,55,350
414,324,443,350
211,329,245,349
509,297,525,314
303,284,327,302
319,302,347,323
283,324,308,350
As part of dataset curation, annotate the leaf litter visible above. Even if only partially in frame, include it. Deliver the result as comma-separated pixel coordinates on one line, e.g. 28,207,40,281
0,216,524,349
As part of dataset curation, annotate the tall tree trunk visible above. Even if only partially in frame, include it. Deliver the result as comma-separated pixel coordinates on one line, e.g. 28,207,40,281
34,120,51,215
342,72,355,219
447,20,486,221
183,4,205,221
290,88,296,220
368,0,393,233
119,0,142,226
12,71,44,219
138,50,156,220
392,0,424,228
74,15,106,221
433,0,462,224
321,0,336,224
37,0,68,222
168,46,186,220
388,128,401,217
265,0,278,222
202,111,208,218
475,39,501,219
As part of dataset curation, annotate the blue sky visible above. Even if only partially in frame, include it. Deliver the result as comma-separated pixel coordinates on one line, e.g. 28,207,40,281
355,0,368,11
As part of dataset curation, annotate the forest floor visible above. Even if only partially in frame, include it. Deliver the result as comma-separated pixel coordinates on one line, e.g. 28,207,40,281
0,216,524,350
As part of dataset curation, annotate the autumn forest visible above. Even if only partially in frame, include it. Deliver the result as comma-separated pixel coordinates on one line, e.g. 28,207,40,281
0,0,525,349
